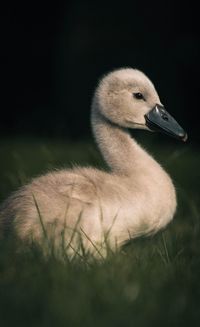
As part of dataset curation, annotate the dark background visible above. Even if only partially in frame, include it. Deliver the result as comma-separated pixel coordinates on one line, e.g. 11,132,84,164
1,0,200,142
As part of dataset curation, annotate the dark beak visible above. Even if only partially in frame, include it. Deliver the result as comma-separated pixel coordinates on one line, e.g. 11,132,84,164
145,104,188,142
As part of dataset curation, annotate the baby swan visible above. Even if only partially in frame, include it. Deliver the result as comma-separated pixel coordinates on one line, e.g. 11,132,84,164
0,68,187,257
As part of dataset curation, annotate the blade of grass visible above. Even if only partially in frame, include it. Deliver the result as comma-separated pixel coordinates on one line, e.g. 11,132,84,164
162,233,170,264
32,193,49,243
80,227,104,260
65,210,83,252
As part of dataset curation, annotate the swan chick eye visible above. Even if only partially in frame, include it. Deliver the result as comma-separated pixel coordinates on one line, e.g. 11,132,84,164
133,92,144,100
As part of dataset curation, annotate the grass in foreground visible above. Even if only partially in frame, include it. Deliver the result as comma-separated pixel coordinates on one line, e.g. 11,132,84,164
0,136,200,327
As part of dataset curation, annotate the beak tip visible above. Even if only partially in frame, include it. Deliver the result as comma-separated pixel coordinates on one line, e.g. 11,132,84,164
182,133,188,142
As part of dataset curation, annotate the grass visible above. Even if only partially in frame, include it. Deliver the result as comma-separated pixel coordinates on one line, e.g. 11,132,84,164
0,135,200,327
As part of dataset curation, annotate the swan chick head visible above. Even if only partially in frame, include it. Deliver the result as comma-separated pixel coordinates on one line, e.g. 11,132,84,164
93,68,187,141
94,68,160,129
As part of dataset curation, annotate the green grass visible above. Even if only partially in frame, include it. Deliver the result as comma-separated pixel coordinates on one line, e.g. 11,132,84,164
0,135,200,327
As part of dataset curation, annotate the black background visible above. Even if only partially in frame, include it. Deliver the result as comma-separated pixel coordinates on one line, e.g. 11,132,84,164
1,0,200,142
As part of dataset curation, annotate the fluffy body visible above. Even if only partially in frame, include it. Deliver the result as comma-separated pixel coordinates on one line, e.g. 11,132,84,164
0,68,177,257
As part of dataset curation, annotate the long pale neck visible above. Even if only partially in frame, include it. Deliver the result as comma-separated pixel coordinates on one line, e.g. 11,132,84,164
91,105,156,176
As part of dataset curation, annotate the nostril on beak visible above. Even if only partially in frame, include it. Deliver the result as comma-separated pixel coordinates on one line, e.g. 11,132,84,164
161,113,169,121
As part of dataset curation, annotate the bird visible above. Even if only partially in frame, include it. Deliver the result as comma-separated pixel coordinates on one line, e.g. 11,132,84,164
0,68,187,258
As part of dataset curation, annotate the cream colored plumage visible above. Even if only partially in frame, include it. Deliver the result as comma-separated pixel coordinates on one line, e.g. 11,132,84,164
0,68,179,257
